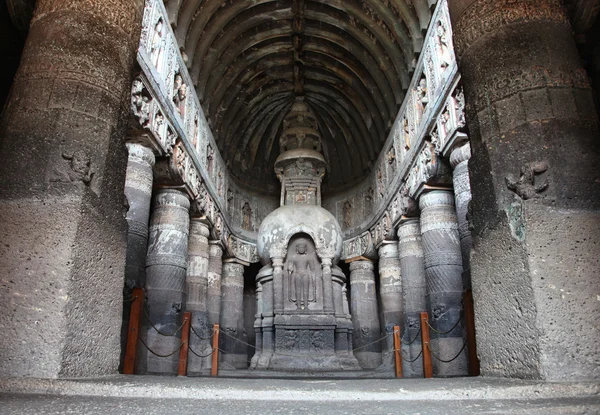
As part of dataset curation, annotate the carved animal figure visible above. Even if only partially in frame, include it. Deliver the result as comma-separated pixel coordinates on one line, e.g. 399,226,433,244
505,161,549,200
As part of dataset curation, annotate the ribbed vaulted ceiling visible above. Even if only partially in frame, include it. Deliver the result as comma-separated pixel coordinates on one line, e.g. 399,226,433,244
165,0,434,195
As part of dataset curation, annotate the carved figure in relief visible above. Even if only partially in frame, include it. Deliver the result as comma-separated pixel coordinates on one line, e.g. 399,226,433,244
217,169,223,197
284,330,298,350
206,144,214,174
50,150,95,186
288,242,315,310
311,331,325,353
387,146,396,170
192,116,199,149
439,106,451,137
416,77,429,107
436,21,452,70
150,18,165,70
403,118,411,150
505,161,549,200
131,79,151,127
454,87,466,126
342,201,352,230
377,168,384,198
172,73,187,116
242,201,253,230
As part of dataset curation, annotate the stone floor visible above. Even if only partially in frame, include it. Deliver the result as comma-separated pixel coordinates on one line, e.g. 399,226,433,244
0,376,598,414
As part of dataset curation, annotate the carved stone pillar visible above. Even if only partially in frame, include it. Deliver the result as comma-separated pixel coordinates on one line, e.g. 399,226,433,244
449,0,600,380
206,241,223,328
0,0,144,378
250,280,263,368
321,258,335,313
398,219,427,378
449,142,473,289
124,143,156,291
272,257,284,314
349,260,382,369
186,219,211,374
144,189,190,375
419,190,467,376
220,260,247,369
377,241,403,368
121,143,155,368
258,274,274,368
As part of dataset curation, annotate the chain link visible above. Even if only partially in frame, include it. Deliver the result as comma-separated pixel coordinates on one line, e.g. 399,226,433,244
144,308,187,337
190,324,214,340
399,348,423,363
425,312,463,335
401,327,421,346
139,337,185,358
427,341,467,363
188,345,215,358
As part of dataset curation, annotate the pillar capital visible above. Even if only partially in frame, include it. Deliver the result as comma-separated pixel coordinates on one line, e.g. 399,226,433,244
126,142,156,167
449,142,471,169
377,241,398,259
189,219,210,238
153,188,190,210
419,189,455,210
348,259,374,272
271,257,284,268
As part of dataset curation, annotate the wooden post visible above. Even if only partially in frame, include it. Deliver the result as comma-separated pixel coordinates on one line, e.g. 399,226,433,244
123,288,144,375
211,323,220,377
421,312,433,379
464,289,480,376
178,312,191,377
393,325,403,378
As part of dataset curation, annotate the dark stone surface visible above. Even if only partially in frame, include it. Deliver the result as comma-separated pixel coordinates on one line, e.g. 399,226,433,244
449,0,600,380
0,0,143,378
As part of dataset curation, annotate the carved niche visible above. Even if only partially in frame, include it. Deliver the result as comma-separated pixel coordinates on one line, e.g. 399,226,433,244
283,235,322,311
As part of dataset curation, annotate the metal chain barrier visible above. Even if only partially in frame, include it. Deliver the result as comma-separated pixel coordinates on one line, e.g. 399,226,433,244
190,324,214,340
426,340,467,364
425,312,463,335
401,327,421,346
138,336,185,358
123,295,139,303
399,348,423,363
144,307,187,337
188,345,215,358
351,333,391,352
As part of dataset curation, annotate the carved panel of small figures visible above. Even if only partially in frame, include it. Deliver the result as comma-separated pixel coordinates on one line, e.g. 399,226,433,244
436,19,453,72
276,329,333,354
149,17,165,73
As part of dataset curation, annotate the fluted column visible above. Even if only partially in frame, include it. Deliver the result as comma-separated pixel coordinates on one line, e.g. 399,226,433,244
185,219,211,374
398,219,427,378
144,189,190,375
220,260,247,369
349,260,382,369
206,242,223,328
450,143,473,289
419,190,467,376
378,242,403,368
0,0,144,378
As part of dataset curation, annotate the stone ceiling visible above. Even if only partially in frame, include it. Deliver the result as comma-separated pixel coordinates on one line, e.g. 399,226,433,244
164,0,435,195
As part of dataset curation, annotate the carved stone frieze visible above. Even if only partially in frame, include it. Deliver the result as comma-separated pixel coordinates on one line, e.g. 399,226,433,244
454,0,570,58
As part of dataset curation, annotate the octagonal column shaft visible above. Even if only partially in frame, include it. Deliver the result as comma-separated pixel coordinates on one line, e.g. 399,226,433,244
220,261,247,369
322,258,335,313
186,219,211,374
419,190,467,376
207,242,223,328
121,143,155,369
378,242,403,367
349,260,382,369
250,281,263,368
258,275,275,368
449,0,600,380
398,219,427,378
144,189,190,375
450,143,473,289
0,0,143,378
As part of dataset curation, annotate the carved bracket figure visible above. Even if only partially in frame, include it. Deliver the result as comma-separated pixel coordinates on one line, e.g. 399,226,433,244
505,161,549,200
